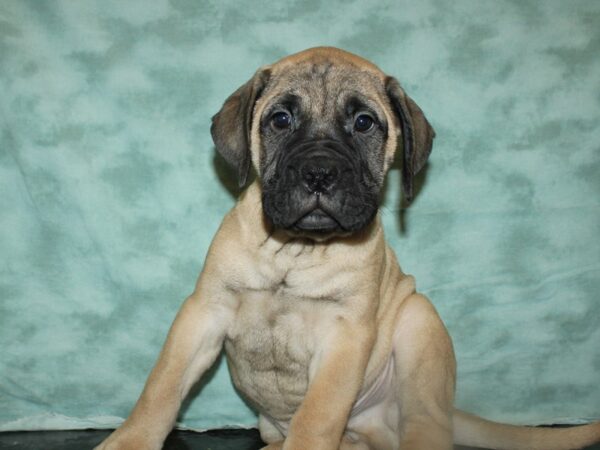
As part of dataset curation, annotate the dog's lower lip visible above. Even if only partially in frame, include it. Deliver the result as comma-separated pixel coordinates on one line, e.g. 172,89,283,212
295,208,339,231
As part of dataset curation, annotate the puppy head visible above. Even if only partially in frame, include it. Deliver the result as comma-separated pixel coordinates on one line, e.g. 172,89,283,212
211,47,434,237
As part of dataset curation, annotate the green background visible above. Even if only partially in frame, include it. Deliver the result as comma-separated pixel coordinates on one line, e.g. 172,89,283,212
1,0,599,431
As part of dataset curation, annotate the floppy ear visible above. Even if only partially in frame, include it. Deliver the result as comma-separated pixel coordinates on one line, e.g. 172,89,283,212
211,68,271,187
386,77,435,201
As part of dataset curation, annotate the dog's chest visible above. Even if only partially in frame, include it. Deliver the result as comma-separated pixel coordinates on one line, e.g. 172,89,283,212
225,292,332,419
223,243,345,419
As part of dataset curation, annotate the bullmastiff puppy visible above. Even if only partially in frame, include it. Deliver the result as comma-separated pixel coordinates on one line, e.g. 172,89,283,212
95,47,600,450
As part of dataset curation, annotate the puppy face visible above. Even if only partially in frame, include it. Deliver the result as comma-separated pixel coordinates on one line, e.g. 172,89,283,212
211,47,434,237
256,62,393,234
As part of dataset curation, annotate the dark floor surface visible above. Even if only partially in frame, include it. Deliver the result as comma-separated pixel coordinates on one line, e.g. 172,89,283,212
1,428,599,450
0,429,261,450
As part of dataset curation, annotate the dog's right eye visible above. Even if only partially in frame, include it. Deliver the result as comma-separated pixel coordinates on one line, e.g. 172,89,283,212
271,111,292,130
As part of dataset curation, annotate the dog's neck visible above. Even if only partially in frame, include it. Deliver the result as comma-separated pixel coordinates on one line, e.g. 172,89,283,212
218,181,387,297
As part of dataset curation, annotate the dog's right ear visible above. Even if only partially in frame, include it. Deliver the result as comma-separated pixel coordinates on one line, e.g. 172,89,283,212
211,68,271,187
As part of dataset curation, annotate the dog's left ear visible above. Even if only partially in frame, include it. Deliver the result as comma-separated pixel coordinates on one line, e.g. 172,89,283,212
386,77,435,201
211,68,271,187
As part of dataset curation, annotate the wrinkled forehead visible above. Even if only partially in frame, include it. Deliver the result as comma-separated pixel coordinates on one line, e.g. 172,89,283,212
261,61,389,118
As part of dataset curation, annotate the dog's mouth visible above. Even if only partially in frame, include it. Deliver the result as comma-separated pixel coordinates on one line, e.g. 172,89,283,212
293,208,340,233
261,139,381,237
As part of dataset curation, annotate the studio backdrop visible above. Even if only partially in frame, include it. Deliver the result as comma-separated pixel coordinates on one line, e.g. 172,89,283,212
1,0,599,432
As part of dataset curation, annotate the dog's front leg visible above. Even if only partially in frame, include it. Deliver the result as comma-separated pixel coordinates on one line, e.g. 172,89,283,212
94,277,236,450
282,318,375,450
394,294,456,450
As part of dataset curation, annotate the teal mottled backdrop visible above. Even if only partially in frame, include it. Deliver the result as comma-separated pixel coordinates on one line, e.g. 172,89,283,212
1,0,599,432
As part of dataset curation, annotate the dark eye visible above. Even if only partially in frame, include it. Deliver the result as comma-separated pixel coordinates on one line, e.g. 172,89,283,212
354,114,374,133
271,111,292,129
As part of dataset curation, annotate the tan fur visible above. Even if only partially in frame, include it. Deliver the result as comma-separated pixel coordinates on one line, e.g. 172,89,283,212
95,47,600,450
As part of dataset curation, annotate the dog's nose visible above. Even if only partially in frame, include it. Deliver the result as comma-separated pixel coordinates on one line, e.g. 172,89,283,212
300,158,339,193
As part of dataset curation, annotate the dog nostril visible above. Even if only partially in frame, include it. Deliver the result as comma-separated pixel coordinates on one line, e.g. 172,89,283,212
324,170,337,184
301,165,339,193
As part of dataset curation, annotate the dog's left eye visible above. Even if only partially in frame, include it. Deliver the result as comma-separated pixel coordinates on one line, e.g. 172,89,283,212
354,114,374,133
271,111,292,129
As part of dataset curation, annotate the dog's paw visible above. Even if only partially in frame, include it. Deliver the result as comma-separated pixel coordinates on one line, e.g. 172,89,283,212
93,428,161,450
260,442,284,450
